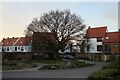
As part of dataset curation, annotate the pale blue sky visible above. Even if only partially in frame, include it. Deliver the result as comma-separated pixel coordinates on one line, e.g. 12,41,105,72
1,2,118,40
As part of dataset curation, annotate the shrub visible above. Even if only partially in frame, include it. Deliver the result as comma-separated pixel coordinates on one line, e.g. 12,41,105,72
38,64,60,70
2,61,18,66
88,69,118,80
31,63,38,67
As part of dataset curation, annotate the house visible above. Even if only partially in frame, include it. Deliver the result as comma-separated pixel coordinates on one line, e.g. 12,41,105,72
85,26,120,61
85,26,107,61
102,32,120,61
32,32,58,60
0,37,32,60
103,32,119,54
86,26,107,53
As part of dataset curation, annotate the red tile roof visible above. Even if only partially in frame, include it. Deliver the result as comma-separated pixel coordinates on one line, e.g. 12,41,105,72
86,26,107,38
14,37,31,46
0,37,31,46
103,32,119,43
0,37,19,46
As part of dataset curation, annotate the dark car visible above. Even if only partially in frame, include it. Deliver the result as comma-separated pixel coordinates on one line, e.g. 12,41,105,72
62,55,74,60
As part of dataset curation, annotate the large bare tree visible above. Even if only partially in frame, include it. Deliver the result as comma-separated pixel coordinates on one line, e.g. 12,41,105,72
25,9,86,53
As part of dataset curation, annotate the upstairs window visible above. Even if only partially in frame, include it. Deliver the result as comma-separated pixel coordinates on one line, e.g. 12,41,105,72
7,47,9,51
105,36,109,40
97,45,102,51
15,47,17,51
97,37,102,42
9,47,11,50
18,47,20,50
114,44,118,48
21,46,24,51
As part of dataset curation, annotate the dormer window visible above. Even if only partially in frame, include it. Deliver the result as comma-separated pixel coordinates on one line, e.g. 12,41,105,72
97,37,102,42
106,36,109,40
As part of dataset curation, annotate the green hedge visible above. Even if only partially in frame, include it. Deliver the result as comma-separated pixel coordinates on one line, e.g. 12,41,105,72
88,69,118,80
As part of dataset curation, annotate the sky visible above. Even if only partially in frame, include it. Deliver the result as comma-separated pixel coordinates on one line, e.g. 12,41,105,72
0,2,118,41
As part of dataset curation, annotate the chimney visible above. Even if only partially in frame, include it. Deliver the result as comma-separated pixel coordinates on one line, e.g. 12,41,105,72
88,26,91,28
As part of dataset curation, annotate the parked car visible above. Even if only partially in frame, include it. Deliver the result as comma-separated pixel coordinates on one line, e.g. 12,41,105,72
62,55,74,60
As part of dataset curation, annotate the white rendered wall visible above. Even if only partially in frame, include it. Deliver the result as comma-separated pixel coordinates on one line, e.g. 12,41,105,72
87,38,102,53
0,46,32,53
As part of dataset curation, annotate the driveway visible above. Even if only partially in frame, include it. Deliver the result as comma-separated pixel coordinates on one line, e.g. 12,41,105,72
2,60,110,78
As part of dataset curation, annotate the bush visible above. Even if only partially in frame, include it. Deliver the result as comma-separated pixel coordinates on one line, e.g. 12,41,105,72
31,63,38,67
38,64,60,70
88,69,118,80
102,64,115,69
2,61,18,66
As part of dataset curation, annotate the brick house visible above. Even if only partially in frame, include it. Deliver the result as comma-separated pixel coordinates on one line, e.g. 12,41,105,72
0,37,32,60
32,32,58,60
102,32,120,61
103,32,119,54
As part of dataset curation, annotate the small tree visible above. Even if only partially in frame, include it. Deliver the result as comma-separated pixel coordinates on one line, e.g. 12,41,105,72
25,9,86,57
76,29,90,62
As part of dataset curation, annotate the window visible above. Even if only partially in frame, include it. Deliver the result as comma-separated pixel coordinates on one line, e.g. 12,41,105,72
106,37,109,40
87,45,90,51
21,46,24,51
15,47,17,51
18,47,20,50
9,47,11,50
97,45,102,51
7,47,9,51
39,46,42,50
24,46,26,50
97,38,102,42
46,45,51,50
114,44,118,48
105,44,111,51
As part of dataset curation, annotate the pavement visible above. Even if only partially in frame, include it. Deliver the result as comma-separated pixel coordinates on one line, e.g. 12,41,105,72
2,60,110,78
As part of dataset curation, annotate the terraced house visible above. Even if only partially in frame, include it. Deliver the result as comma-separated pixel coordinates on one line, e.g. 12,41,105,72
0,37,32,60
85,26,120,61
0,26,119,61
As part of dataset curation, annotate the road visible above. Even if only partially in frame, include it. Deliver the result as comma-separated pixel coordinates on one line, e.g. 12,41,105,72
2,61,109,78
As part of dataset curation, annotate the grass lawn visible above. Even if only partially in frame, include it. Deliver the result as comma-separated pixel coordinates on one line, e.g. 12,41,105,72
2,59,92,70
24,60,59,64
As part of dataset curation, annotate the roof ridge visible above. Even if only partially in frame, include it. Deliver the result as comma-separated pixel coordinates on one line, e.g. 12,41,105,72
90,26,107,29
106,31,119,33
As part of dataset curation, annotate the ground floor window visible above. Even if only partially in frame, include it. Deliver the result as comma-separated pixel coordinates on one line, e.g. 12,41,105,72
97,45,102,51
105,44,111,51
114,44,118,48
